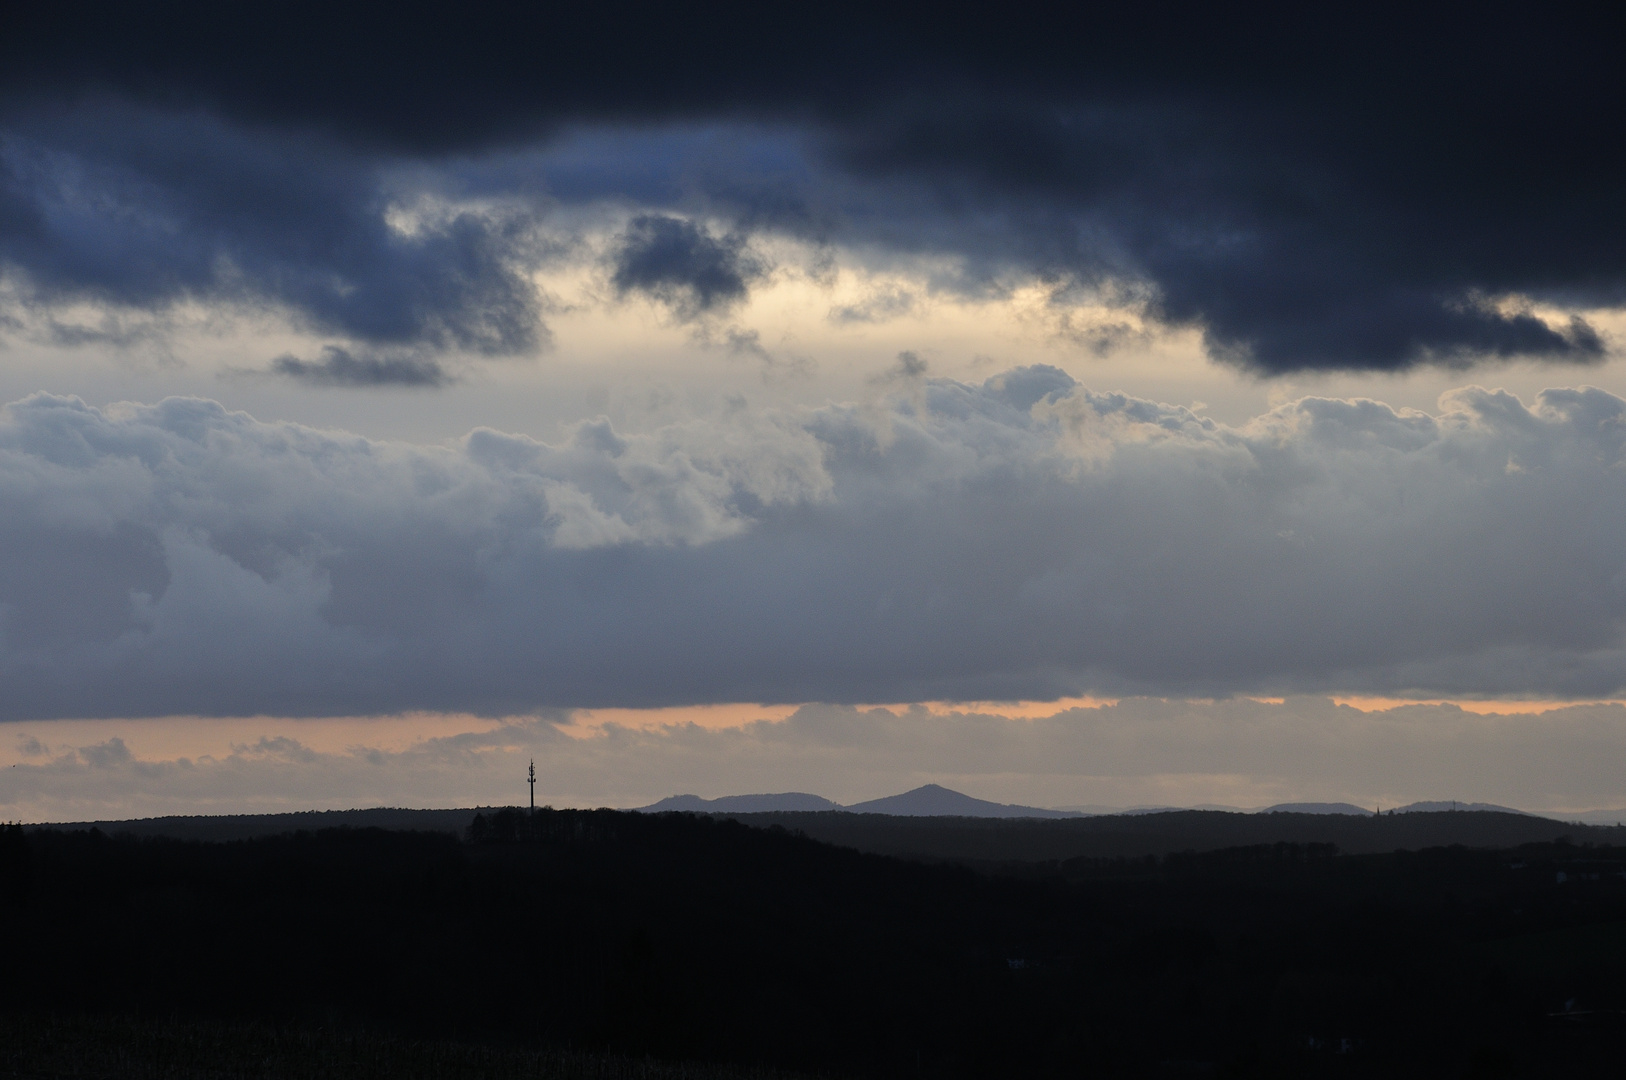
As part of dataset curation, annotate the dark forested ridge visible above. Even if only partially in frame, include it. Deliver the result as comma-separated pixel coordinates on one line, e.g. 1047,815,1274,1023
713,808,1626,866
29,806,488,842
4,810,1626,1077
31,804,1624,855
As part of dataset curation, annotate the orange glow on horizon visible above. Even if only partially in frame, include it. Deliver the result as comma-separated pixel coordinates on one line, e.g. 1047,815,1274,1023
563,696,1120,734
1331,696,1626,715
568,694,1626,732
564,702,800,734
0,712,512,768
907,696,1119,718
9,695,1624,769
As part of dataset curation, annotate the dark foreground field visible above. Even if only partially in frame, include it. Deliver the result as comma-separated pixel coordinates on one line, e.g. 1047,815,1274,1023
0,1013,816,1080
5,811,1626,1078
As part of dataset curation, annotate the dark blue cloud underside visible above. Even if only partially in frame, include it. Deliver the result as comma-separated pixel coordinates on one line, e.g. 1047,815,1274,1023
0,110,545,354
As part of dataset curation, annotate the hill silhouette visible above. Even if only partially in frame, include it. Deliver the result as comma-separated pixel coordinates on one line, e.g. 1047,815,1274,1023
1395,800,1530,815
1262,802,1374,815
637,792,841,813
843,783,1082,818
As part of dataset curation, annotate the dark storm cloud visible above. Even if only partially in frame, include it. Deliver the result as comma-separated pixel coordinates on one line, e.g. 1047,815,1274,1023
610,216,764,319
817,100,1615,372
3,1,1625,371
0,106,549,356
7,372,1626,719
269,347,452,388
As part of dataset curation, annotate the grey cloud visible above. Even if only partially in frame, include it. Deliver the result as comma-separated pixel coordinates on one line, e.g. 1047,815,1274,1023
979,364,1076,413
5,371,1626,718
610,215,766,319
269,346,453,388
871,350,928,384
716,327,812,378
725,328,771,363
893,350,927,378
78,737,132,768
235,736,319,764
829,286,914,324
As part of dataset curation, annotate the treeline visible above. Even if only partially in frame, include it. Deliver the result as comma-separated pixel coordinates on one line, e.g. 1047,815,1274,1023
29,807,484,843
30,804,1622,856
708,808,1626,864
3,813,1626,1077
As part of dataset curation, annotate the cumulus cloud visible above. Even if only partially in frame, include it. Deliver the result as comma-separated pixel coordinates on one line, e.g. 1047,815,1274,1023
3,370,1626,717
3,4,1623,370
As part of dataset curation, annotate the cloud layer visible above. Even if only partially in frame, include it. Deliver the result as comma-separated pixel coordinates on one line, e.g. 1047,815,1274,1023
3,368,1626,718
3,3,1623,371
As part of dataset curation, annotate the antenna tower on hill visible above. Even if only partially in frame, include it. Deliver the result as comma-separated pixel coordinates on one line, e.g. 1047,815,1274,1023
528,759,536,815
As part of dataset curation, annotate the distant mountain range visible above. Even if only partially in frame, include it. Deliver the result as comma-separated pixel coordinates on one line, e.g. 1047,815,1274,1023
637,784,1081,818
1261,800,1532,816
635,787,1554,819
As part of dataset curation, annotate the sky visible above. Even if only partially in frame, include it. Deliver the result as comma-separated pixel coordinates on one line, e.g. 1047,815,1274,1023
5,2,1626,821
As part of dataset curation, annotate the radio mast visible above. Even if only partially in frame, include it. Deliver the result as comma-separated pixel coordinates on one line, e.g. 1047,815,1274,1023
528,759,536,815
